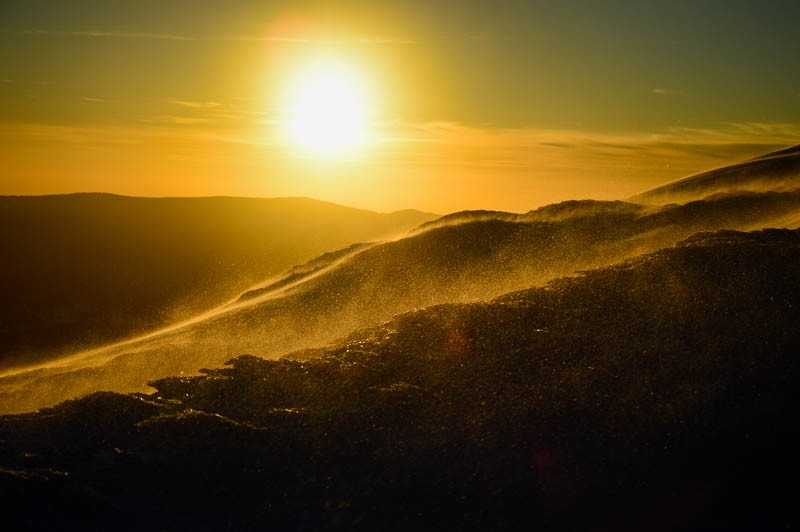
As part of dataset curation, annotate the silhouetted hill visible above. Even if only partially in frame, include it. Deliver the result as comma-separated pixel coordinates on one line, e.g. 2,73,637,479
2,188,799,413
1,228,797,530
0,194,435,368
630,143,800,204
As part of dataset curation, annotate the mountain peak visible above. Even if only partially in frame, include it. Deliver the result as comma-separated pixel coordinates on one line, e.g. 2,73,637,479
630,143,800,205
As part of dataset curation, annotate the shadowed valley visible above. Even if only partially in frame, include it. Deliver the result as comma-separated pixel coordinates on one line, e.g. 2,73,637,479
0,194,435,369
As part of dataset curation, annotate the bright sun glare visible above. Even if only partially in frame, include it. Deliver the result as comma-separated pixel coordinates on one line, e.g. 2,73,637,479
283,60,372,158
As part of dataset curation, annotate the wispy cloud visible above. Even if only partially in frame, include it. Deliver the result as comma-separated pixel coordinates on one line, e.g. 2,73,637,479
0,78,53,86
647,87,684,96
139,115,216,126
1,28,415,45
402,121,800,151
169,99,224,109
3,29,197,41
346,36,416,45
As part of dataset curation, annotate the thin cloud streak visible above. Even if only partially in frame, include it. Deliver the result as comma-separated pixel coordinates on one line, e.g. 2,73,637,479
4,119,796,158
648,88,684,96
3,29,197,41
1,29,415,44
169,99,224,109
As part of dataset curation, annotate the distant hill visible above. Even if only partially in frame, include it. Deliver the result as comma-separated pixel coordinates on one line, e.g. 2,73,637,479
0,194,436,368
3,187,798,413
2,227,797,530
630,144,800,204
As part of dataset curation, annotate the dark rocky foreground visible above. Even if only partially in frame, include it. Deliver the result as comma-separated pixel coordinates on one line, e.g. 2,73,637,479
1,228,799,531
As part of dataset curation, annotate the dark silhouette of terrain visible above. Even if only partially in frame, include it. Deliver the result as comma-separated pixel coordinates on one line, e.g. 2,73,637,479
1,228,797,531
0,194,435,368
630,143,800,204
2,187,798,413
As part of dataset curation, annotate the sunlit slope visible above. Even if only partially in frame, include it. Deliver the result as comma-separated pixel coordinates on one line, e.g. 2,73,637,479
1,228,798,530
2,188,800,413
630,143,800,204
0,194,436,368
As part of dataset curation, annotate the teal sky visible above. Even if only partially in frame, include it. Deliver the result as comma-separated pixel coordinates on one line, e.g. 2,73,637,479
2,0,799,212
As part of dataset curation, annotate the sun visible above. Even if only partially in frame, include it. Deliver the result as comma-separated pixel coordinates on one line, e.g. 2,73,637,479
282,60,372,158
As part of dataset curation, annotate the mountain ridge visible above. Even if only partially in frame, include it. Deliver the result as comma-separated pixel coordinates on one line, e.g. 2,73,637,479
630,143,800,204
2,187,799,413
3,145,800,412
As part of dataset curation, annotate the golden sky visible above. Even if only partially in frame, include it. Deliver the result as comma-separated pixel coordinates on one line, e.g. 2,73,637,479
2,1,799,213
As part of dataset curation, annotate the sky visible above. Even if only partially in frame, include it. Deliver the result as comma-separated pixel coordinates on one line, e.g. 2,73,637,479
2,0,799,213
